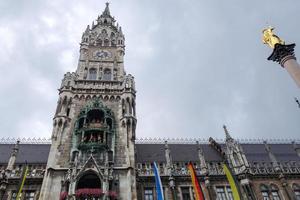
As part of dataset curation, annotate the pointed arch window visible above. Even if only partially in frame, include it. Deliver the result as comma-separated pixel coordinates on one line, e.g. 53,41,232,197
111,39,116,46
110,32,115,39
270,184,281,200
103,68,112,81
104,39,109,46
88,68,97,80
101,29,107,35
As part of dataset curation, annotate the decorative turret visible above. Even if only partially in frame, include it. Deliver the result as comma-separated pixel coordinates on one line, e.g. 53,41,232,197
223,125,249,174
6,140,20,171
196,141,208,175
76,2,126,81
263,141,281,172
224,125,233,142
164,141,176,200
102,2,111,17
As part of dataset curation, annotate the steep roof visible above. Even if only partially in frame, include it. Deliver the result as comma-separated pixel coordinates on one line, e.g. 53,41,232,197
0,144,51,164
0,142,299,165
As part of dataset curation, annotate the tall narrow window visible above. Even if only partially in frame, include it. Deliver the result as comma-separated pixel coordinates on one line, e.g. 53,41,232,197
103,68,112,81
260,184,270,200
104,39,109,46
216,186,235,200
88,68,97,80
25,191,35,200
270,184,281,200
144,188,153,200
226,186,234,200
11,191,17,200
181,187,191,200
216,186,227,200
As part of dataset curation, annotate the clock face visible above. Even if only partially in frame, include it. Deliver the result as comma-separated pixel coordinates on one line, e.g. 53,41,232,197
94,50,112,59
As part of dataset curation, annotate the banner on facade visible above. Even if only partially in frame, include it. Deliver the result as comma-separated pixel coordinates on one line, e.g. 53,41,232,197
16,163,29,200
223,164,241,200
187,162,205,200
153,162,164,200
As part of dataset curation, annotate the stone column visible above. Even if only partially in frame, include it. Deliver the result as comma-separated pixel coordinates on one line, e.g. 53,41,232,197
267,43,300,88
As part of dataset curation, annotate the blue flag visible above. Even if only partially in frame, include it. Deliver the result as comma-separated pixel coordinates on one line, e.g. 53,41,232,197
153,162,164,200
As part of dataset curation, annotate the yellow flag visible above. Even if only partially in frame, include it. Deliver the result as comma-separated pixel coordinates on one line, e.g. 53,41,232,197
223,164,241,200
16,165,29,200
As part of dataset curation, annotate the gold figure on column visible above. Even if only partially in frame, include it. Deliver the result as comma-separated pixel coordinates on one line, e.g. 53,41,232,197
262,27,285,48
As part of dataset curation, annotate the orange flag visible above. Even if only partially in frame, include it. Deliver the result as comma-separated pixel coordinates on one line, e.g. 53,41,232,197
187,162,205,200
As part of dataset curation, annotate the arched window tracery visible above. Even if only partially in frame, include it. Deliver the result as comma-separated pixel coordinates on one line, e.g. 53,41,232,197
104,39,109,46
88,68,97,80
103,68,112,81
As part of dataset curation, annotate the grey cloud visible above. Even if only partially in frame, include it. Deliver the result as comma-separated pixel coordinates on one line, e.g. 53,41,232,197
0,0,299,140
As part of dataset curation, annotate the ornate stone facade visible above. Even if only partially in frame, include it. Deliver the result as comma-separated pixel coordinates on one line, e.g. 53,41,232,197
0,3,300,200
39,3,137,199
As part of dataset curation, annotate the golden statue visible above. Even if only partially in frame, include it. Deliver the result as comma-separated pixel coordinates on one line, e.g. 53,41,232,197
262,26,285,48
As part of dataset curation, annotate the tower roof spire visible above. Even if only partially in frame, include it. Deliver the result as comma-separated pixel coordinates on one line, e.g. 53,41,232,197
223,125,233,141
102,2,111,16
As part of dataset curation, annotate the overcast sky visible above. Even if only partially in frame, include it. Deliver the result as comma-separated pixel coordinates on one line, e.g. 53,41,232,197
0,0,299,141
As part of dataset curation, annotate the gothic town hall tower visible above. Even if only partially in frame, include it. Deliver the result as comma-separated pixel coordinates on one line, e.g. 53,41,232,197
39,4,137,200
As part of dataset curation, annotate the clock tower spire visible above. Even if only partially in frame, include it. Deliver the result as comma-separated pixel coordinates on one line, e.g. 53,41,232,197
78,2,125,81
40,3,137,200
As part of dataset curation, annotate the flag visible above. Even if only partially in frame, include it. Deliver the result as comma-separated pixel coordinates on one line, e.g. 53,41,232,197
187,162,205,200
223,164,241,200
153,162,164,200
16,163,29,200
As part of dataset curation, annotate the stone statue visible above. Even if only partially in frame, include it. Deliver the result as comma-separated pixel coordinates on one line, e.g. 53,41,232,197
262,27,285,48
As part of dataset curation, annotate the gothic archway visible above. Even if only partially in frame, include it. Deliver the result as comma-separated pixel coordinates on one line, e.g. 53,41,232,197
77,173,101,189
76,172,102,199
